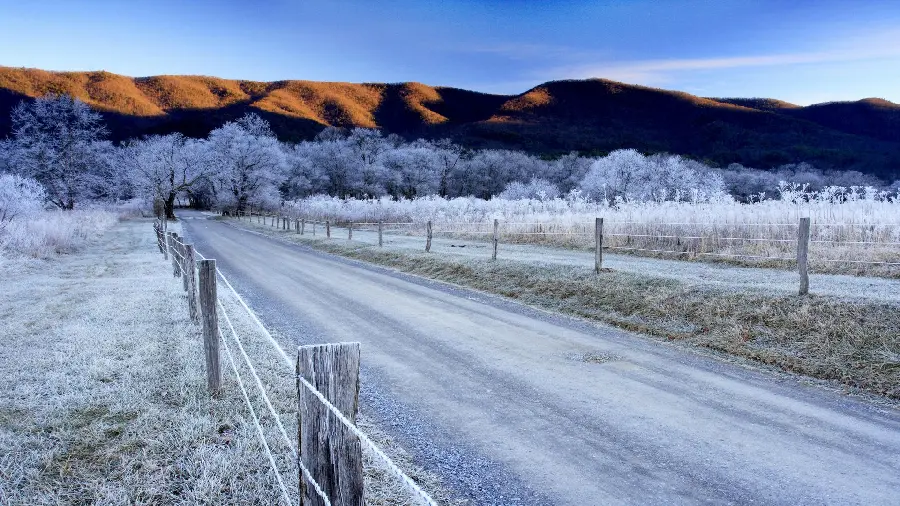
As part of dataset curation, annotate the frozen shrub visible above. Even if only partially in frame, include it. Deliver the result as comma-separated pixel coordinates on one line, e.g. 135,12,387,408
0,174,46,231
499,179,561,200
0,210,119,258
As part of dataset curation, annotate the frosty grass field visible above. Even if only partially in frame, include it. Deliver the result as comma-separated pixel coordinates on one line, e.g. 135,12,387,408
284,188,900,277
0,218,454,505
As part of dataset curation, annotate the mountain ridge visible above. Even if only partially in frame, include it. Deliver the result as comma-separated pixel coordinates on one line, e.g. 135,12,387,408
1,66,898,179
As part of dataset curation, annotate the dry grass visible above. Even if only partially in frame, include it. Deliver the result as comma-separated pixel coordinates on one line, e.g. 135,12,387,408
234,218,900,400
283,195,900,278
0,218,458,505
0,210,121,259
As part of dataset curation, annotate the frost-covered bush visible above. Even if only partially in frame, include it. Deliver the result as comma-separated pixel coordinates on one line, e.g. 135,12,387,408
499,179,561,201
0,174,46,231
0,209,119,258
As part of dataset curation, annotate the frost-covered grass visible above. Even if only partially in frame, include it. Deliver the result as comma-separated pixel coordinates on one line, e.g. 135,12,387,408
0,209,120,259
230,217,900,400
0,218,457,505
283,189,900,276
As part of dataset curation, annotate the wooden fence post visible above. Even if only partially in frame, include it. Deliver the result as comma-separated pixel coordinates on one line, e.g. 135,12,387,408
168,233,181,277
595,217,604,273
378,221,383,247
301,219,306,235
326,221,331,239
297,343,364,506
348,222,353,240
179,240,189,292
798,217,810,295
492,219,499,261
198,259,222,395
184,244,199,321
154,221,165,254
296,219,300,234
425,221,432,252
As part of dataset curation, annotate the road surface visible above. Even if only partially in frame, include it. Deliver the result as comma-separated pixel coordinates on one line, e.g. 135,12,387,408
181,212,900,506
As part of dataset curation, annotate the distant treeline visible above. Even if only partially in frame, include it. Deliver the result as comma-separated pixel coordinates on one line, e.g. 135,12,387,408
0,95,895,220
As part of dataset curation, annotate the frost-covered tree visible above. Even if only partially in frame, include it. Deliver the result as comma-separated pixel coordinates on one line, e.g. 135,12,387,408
453,149,535,199
382,141,442,198
207,114,286,212
430,139,466,197
0,139,14,173
548,152,593,193
128,134,211,218
579,149,727,203
9,94,108,209
347,128,391,197
0,174,46,231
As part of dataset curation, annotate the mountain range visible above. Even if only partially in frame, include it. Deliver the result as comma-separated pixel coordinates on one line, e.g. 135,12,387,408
1,66,898,179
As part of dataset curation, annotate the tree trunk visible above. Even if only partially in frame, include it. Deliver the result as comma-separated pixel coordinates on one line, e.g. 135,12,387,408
165,193,177,220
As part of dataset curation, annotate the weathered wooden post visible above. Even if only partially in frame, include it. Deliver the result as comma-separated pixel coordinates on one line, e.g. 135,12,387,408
348,222,353,240
595,217,604,273
301,219,306,235
168,233,181,277
178,240,189,292
378,221,383,247
492,219,499,261
198,259,222,395
798,217,810,295
326,221,331,239
425,221,432,252
296,219,300,234
297,343,364,506
184,244,200,321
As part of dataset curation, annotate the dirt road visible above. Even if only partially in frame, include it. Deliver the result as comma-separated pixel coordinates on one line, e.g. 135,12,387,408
181,212,900,506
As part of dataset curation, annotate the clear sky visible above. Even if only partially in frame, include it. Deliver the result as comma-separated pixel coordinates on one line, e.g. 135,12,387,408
1,0,898,105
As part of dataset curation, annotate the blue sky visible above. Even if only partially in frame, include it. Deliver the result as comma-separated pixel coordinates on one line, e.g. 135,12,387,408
1,0,898,105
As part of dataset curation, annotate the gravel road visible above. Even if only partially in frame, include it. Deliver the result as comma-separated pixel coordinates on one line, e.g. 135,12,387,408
182,212,900,506
327,224,900,303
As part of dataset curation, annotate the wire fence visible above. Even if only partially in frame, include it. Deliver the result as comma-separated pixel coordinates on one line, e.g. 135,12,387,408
155,220,438,506
231,210,900,279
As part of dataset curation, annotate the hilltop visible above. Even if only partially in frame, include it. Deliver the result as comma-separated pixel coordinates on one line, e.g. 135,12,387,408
1,67,898,178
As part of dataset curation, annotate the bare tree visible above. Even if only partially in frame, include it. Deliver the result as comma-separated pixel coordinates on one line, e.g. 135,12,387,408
207,113,286,213
10,94,108,209
128,133,211,219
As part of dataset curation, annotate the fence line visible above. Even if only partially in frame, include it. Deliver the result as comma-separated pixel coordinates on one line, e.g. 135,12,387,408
226,212,900,289
162,227,437,506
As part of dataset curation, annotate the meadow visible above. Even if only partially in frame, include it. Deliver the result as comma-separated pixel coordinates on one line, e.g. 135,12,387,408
283,186,900,277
